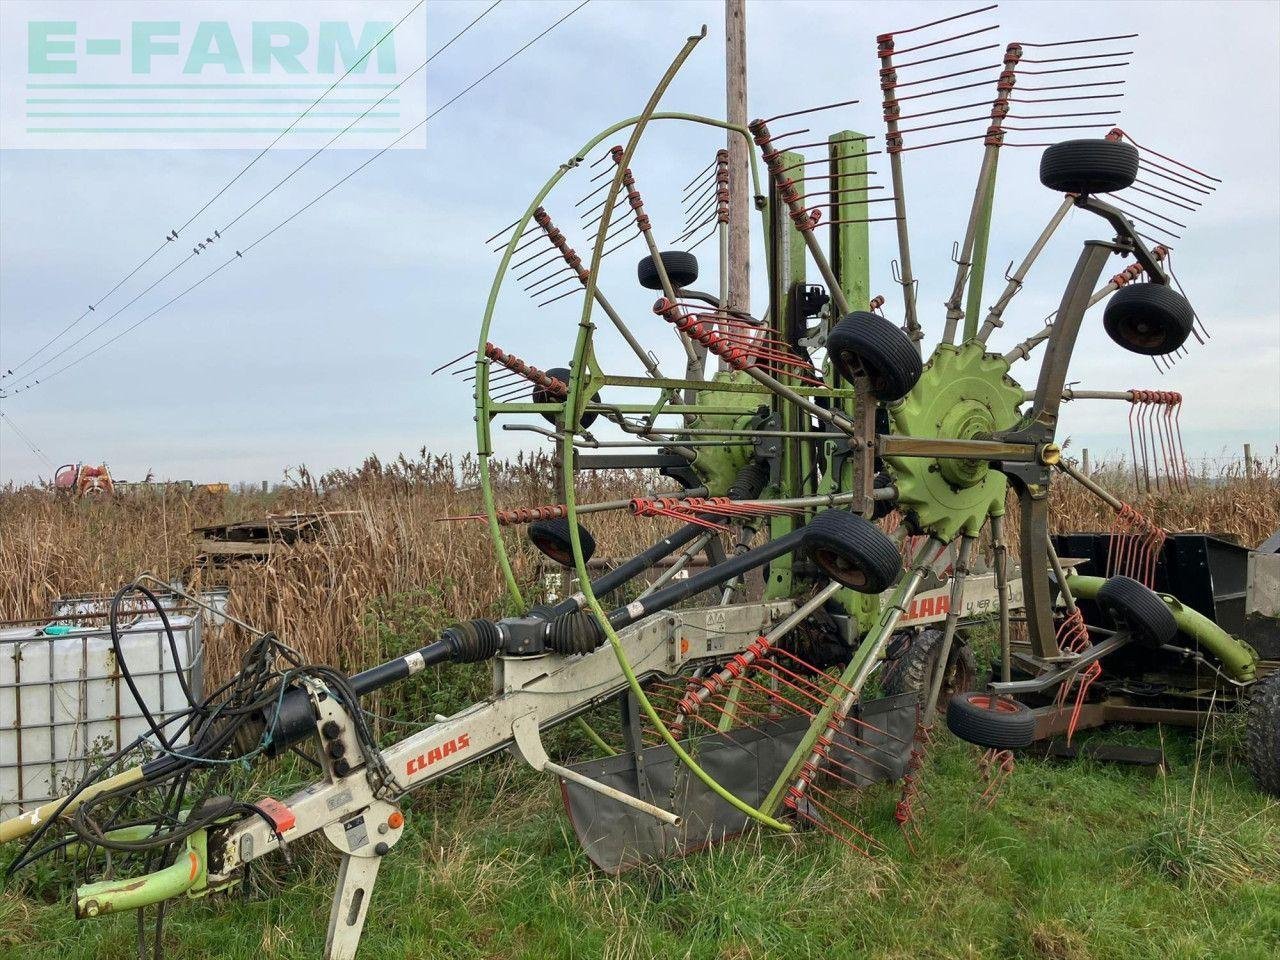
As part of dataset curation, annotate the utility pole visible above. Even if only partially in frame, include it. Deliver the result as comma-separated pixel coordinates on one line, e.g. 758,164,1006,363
725,0,750,322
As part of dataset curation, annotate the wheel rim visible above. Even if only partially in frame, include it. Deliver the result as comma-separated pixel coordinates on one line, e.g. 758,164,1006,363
1117,317,1167,351
543,546,573,566
815,548,869,588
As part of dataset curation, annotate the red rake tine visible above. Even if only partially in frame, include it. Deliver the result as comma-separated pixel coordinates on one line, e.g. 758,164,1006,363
892,24,1001,60
896,42,1000,69
755,662,837,711
760,98,862,125
768,650,916,744
737,674,819,719
881,4,997,40
806,781,885,850
787,801,875,858
816,735,901,779
1019,49,1135,65
1018,32,1139,49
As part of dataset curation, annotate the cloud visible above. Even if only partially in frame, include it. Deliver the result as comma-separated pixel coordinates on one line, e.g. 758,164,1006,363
2,0,1277,484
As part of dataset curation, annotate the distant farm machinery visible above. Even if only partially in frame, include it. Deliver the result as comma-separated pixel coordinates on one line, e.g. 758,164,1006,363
53,462,114,497
3,9,1276,960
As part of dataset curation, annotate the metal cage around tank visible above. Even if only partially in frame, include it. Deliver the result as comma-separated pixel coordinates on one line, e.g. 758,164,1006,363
0,613,203,819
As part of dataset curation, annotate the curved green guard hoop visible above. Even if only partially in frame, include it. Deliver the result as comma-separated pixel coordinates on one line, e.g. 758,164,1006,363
472,27,788,833
474,118,763,611
1065,574,1258,683
557,29,790,834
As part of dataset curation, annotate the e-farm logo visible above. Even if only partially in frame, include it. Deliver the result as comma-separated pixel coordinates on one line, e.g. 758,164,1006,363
0,1,427,149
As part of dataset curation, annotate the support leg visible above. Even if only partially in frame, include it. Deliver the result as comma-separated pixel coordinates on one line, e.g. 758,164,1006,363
620,690,649,796
326,854,382,960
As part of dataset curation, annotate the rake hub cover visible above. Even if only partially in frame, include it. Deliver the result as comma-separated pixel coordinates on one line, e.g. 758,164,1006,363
885,342,1023,540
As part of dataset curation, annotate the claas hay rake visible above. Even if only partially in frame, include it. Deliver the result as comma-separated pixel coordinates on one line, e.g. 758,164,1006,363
4,8,1274,960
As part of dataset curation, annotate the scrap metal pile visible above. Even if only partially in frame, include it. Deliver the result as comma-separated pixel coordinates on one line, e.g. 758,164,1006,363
3,7,1275,960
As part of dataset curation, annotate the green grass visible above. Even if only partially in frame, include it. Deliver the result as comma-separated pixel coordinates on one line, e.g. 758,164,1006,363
3,607,1276,959
3,720,1278,960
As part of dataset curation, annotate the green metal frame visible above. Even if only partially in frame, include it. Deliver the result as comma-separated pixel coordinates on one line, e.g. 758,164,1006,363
821,129,881,635
761,148,808,605
962,154,998,341
1065,575,1259,683
75,829,208,918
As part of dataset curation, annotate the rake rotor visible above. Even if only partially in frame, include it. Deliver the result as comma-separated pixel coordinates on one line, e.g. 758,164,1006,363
463,3,1236,861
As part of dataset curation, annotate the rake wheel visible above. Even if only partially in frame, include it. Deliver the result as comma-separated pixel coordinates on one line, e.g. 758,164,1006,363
947,693,1038,750
1038,138,1140,195
4,16,1264,956
1102,283,1196,356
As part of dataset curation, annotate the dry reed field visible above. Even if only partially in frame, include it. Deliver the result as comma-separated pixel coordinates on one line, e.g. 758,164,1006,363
1,448,1276,687
2,449,1278,960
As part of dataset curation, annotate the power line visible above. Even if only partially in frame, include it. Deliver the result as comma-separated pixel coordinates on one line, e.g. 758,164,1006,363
5,251,199,388
0,239,170,381
5,258,241,399
0,410,56,472
244,0,591,256
3,0,591,399
220,0,501,236
0,0,425,381
175,0,427,235
2,0,499,394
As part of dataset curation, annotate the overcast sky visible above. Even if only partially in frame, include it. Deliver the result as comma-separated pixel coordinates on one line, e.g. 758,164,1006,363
1,0,1277,486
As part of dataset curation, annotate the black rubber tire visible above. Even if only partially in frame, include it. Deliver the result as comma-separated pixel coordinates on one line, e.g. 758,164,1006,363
882,628,978,703
1245,672,1280,798
946,692,1038,749
1096,575,1178,647
529,517,596,566
1103,283,1195,356
826,311,922,403
637,251,698,290
533,367,599,428
1039,139,1139,195
871,472,897,520
801,509,902,593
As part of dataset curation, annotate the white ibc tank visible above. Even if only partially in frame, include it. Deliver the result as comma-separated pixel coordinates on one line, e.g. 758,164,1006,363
0,616,202,819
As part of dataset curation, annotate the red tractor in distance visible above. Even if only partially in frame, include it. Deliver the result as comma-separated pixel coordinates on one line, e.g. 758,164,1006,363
54,463,115,497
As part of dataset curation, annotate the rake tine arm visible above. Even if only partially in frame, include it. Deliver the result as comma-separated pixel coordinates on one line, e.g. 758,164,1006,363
923,534,977,721
977,196,1074,344
764,536,947,815
531,207,670,386
1003,242,1169,364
